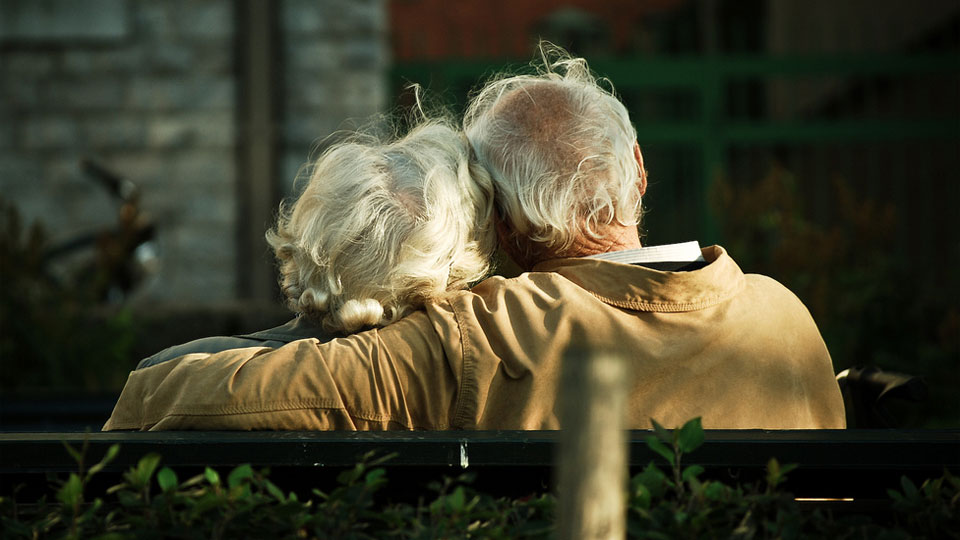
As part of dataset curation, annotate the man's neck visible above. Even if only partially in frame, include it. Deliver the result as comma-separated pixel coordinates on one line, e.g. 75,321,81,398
562,225,643,257
522,224,643,268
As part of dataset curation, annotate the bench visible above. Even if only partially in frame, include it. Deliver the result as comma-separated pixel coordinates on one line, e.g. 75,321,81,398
2,430,957,515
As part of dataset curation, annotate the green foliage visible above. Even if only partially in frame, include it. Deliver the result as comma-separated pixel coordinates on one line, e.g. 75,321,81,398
630,417,959,539
645,417,706,497
886,471,960,537
1,423,957,539
0,198,136,394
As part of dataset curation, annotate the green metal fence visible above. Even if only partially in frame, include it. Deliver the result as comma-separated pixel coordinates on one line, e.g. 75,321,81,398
391,52,959,250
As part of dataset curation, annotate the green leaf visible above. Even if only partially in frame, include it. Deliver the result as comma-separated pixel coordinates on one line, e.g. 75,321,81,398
766,458,797,488
80,497,104,522
228,483,250,500
365,468,387,487
900,476,918,499
157,467,178,492
204,467,221,486
645,436,675,466
192,492,223,514
63,442,84,466
448,486,466,512
677,417,704,454
766,457,781,486
365,451,399,468
116,490,140,508
57,473,83,506
104,443,120,462
337,464,364,486
128,453,161,489
682,464,705,483
88,444,121,478
686,476,703,495
887,488,906,503
635,462,671,497
105,483,127,495
227,464,254,489
650,418,671,442
264,480,286,502
633,483,651,509
180,473,206,489
920,477,939,497
704,481,727,501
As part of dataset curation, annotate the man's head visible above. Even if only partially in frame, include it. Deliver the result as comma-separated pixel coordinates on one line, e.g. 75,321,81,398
464,44,645,264
266,118,496,333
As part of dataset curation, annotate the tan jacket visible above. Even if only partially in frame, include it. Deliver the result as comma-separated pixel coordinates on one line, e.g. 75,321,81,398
104,246,845,431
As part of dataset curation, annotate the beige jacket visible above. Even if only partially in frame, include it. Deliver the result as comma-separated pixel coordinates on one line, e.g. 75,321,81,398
104,246,845,431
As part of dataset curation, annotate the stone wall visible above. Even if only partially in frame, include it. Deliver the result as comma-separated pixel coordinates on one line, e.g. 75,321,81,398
278,0,388,195
0,0,387,306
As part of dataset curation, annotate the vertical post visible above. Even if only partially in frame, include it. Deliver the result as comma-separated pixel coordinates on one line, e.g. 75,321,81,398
557,352,629,540
235,0,279,303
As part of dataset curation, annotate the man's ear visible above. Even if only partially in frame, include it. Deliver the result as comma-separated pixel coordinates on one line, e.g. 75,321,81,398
634,142,647,197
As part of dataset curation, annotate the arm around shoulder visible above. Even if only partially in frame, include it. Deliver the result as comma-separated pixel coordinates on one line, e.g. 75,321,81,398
104,311,458,431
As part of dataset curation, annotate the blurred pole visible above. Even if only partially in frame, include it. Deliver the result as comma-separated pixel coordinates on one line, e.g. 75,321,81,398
557,351,629,540
236,0,280,303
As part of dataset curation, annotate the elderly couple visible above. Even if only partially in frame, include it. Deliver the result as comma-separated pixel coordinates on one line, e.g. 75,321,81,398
105,48,845,431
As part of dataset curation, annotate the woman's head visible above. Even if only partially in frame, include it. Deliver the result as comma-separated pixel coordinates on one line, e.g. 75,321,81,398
267,118,496,333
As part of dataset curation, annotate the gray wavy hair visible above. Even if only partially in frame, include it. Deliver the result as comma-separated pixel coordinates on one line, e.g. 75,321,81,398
266,119,496,333
463,43,642,254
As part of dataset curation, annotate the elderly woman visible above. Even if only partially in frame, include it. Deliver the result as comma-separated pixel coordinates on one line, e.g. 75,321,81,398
136,117,495,369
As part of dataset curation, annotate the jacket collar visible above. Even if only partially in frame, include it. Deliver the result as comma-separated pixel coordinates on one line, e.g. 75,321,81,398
531,245,745,312
238,316,340,343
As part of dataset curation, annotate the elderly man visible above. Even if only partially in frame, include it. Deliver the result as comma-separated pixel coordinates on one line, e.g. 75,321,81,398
105,49,845,431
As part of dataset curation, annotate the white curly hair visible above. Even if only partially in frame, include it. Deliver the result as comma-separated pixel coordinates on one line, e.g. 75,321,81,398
463,43,642,256
266,118,496,333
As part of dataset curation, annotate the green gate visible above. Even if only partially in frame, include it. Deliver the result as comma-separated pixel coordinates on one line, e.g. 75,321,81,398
392,52,959,247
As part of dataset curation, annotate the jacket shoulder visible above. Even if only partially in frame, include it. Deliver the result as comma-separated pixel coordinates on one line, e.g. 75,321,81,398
743,273,812,311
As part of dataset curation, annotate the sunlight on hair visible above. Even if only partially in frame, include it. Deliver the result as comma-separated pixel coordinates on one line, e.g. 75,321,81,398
464,41,643,255
266,108,496,332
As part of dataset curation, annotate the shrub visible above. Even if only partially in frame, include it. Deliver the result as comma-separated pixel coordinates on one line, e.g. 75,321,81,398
2,419,957,539
0,199,136,395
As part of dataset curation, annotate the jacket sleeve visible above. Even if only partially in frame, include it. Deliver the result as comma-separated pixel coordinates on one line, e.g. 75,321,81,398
135,336,275,370
102,311,458,431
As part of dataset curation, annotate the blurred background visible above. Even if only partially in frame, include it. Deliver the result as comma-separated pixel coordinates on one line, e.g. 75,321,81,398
0,0,957,429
